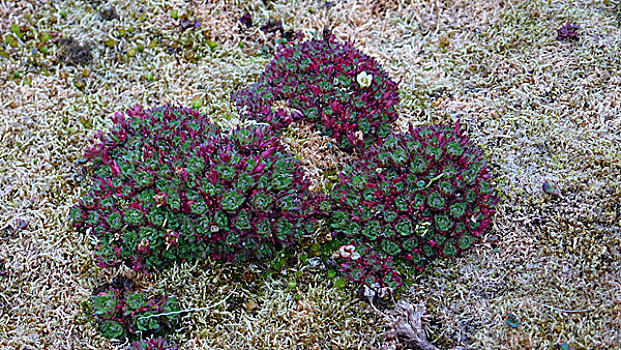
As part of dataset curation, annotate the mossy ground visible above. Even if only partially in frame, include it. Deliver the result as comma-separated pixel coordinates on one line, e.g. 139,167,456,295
1,0,620,349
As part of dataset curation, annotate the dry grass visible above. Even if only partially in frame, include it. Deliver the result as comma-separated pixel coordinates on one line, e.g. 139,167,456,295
1,0,620,349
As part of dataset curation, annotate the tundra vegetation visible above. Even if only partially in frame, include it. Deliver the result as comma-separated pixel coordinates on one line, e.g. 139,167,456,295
0,1,620,349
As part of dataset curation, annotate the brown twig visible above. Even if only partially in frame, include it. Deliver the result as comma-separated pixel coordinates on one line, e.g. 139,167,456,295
380,300,478,350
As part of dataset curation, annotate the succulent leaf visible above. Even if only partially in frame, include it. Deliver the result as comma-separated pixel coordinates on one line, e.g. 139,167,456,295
427,191,445,210
381,239,401,256
435,214,453,232
442,239,457,257
457,234,475,250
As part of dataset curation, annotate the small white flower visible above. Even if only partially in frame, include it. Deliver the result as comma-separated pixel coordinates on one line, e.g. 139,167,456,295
363,285,376,298
354,130,364,141
357,71,373,89
334,244,357,259
342,245,355,257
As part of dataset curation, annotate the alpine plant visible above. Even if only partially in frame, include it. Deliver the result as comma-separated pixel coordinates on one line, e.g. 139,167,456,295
130,337,179,350
334,243,402,297
91,279,179,340
232,28,400,151
70,104,319,271
556,22,580,41
330,121,498,272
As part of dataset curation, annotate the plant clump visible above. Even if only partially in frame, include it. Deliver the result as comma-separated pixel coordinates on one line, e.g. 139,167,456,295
70,104,319,271
130,336,179,350
233,29,400,151
334,243,402,298
329,121,497,291
556,22,580,41
91,277,180,340
239,12,253,28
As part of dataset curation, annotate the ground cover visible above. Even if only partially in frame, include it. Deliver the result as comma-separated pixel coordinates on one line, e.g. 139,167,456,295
0,0,620,349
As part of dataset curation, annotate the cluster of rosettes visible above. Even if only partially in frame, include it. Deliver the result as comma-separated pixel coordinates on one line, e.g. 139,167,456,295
130,337,178,350
334,243,402,298
71,29,498,302
330,121,497,272
91,279,179,340
70,104,319,271
233,29,400,151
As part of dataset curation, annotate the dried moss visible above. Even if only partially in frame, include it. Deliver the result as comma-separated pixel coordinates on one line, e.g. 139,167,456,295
152,261,383,350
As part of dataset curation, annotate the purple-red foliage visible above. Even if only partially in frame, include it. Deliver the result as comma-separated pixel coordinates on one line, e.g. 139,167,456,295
330,121,497,271
232,29,400,151
91,277,179,340
239,12,252,28
70,104,319,271
336,243,402,296
130,337,178,350
557,22,579,41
